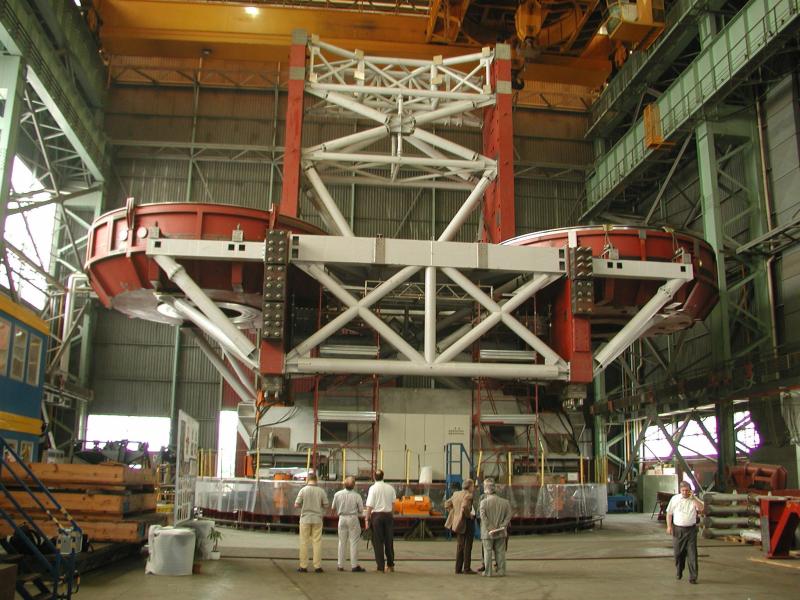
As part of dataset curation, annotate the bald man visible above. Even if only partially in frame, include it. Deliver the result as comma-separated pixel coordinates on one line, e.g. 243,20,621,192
332,476,365,572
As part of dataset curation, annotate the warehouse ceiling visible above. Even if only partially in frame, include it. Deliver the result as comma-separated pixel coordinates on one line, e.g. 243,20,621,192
89,0,624,91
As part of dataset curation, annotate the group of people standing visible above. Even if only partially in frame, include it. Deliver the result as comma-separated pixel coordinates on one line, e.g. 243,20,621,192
293,470,511,576
295,471,706,583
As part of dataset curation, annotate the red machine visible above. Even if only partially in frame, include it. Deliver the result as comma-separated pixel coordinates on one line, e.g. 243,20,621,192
86,201,323,324
759,496,800,558
505,226,718,382
727,462,788,494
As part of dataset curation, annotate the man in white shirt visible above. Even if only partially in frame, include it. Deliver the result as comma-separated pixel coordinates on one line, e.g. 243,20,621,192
332,476,365,572
294,472,329,573
666,481,704,584
365,469,396,573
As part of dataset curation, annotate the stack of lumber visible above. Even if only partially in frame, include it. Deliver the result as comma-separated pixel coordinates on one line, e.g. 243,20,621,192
0,462,166,543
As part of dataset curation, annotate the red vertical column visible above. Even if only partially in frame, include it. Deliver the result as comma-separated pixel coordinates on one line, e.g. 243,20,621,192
278,29,308,218
482,43,515,243
552,279,593,383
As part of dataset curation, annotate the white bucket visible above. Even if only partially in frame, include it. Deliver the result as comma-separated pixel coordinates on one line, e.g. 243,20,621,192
418,466,433,485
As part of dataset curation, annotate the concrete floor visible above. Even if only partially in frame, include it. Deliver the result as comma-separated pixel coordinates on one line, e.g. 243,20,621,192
76,514,797,600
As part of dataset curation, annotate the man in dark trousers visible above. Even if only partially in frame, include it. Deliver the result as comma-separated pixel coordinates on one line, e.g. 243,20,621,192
666,481,705,584
365,469,397,573
445,478,477,574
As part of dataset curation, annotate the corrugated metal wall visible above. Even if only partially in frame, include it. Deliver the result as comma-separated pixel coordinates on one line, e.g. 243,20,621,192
91,310,221,449
92,81,593,447
765,74,800,341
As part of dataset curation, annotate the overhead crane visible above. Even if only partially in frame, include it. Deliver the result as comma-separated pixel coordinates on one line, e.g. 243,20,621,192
92,0,666,90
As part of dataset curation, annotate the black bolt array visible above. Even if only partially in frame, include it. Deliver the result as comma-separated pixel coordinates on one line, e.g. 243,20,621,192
263,230,288,340
568,246,594,315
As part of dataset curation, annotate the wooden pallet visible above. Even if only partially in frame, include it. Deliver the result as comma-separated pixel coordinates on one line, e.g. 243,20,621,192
2,462,163,542
720,535,759,545
0,491,156,516
1,462,156,488
0,512,166,543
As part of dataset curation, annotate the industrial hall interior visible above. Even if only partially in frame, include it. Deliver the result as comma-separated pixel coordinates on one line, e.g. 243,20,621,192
1,0,800,599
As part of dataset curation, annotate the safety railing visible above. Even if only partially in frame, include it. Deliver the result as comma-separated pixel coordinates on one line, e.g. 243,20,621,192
586,0,800,213
0,436,81,599
589,0,703,133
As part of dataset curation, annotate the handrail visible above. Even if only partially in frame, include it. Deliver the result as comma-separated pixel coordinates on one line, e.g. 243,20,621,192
0,436,80,599
0,439,82,534
585,0,800,216
589,0,705,134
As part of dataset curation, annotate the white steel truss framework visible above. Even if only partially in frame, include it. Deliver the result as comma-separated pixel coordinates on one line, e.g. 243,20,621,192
133,42,698,392
302,37,497,235
146,235,694,383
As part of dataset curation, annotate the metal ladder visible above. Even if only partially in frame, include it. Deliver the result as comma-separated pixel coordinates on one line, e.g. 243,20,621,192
0,436,82,599
444,442,472,499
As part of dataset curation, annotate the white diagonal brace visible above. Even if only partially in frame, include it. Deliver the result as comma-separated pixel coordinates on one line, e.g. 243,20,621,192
305,125,390,155
593,278,685,376
438,270,565,366
403,136,475,183
411,99,491,127
224,350,257,399
305,87,390,124
304,165,355,237
186,329,254,403
169,298,258,370
307,263,424,363
154,255,256,360
410,128,483,161
438,171,495,242
294,263,424,363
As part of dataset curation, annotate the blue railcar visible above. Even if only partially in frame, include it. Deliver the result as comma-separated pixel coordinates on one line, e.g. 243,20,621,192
0,292,48,462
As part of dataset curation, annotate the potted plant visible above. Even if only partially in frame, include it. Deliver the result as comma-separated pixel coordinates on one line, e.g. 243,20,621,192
208,527,222,560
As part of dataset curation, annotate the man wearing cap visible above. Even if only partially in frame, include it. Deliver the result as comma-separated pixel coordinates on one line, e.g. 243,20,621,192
666,481,704,584
479,478,511,577
332,476,366,572
445,478,477,574
294,471,329,573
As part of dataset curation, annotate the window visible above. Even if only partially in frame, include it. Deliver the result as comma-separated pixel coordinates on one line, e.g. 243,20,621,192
85,415,171,450
10,327,27,381
26,335,42,386
320,421,349,442
0,318,10,376
489,425,516,445
641,411,760,460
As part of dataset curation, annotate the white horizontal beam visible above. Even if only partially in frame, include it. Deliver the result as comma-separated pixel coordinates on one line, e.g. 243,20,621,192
318,175,476,191
592,258,693,280
317,410,377,423
308,82,493,102
305,151,493,170
147,239,264,261
289,235,566,274
479,414,538,425
285,357,567,381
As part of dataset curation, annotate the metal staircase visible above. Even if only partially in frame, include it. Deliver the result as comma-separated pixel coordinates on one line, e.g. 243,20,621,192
0,437,81,600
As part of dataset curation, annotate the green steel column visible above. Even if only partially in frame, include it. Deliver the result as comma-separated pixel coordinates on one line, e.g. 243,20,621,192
593,375,608,483
696,123,731,363
169,326,183,451
696,120,736,486
0,55,24,239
